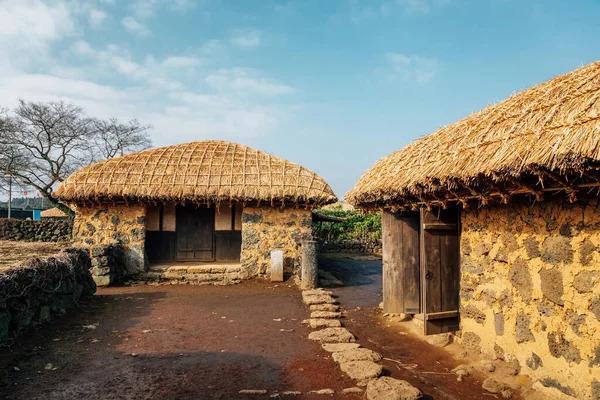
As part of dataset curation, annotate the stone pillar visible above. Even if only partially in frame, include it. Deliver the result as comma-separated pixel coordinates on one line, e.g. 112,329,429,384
301,240,318,289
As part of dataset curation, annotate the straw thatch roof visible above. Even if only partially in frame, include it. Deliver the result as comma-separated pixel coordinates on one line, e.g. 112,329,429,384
40,207,68,218
347,60,600,210
55,140,337,207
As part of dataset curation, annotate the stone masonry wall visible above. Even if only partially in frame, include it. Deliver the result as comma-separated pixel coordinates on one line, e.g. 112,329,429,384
240,206,313,279
71,204,147,278
0,219,72,242
458,197,600,399
0,248,96,343
317,238,382,254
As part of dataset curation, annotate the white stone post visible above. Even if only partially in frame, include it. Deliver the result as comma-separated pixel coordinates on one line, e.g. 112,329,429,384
271,249,284,282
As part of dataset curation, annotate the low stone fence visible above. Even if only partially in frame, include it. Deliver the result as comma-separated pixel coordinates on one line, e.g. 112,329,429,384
0,219,73,242
90,244,125,287
0,248,96,343
317,239,382,254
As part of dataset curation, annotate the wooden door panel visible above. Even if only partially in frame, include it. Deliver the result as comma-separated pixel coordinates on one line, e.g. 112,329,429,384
423,229,442,314
176,206,215,261
382,211,420,314
401,213,421,314
382,211,403,314
421,208,461,335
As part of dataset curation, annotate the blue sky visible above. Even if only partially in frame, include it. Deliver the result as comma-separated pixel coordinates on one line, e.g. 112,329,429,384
1,0,600,200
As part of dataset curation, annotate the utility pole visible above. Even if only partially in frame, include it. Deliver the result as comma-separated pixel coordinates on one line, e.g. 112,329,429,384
6,173,12,219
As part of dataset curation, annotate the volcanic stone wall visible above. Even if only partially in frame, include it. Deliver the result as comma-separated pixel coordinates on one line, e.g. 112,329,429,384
0,219,72,242
0,248,96,343
458,197,600,399
317,239,382,254
240,206,313,279
71,204,147,279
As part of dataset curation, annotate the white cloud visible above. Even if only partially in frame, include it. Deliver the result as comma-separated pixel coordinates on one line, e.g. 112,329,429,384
231,30,261,48
386,53,438,84
0,1,294,147
342,0,451,22
72,40,95,56
89,8,108,29
206,68,295,96
121,16,151,37
130,0,196,19
0,0,75,49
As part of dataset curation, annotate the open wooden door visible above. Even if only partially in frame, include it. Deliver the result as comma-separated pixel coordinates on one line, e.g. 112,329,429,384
382,211,421,314
176,205,215,261
421,208,460,335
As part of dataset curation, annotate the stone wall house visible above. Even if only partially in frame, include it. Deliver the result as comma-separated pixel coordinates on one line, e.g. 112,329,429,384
347,60,600,399
54,140,337,286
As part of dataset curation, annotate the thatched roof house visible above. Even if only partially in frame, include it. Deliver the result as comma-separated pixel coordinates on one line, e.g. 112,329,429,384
56,140,336,206
40,207,68,218
56,140,336,286
348,61,600,399
348,60,600,210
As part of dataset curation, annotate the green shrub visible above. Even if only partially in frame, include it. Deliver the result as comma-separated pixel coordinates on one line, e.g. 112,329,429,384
313,205,381,241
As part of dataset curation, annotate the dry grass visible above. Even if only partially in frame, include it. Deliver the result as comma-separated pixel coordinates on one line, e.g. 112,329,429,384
0,241,71,271
55,140,337,207
347,60,600,208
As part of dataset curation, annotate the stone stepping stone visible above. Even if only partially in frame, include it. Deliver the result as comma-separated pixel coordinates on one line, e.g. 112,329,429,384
310,311,342,319
238,389,268,394
342,387,364,395
302,294,337,306
366,377,423,400
308,327,355,343
339,361,383,386
309,318,342,329
310,304,340,312
332,348,382,364
322,343,361,352
302,289,333,296
308,389,335,395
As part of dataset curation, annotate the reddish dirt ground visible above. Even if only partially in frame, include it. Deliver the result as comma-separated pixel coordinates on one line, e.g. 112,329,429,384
320,254,523,400
0,280,361,400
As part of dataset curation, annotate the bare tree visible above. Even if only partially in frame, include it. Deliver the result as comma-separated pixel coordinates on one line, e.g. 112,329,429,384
92,118,152,159
0,100,152,215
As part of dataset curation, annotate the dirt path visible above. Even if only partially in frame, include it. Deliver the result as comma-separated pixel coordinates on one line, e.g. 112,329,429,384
0,280,361,400
320,254,522,400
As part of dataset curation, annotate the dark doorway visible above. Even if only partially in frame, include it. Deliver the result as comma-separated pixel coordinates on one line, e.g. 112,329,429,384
176,205,215,261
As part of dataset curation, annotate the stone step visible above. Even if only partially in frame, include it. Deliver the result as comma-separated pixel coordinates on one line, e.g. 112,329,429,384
143,264,243,286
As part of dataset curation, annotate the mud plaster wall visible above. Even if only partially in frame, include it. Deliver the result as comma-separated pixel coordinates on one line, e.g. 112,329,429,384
241,206,313,279
458,197,600,399
71,204,147,277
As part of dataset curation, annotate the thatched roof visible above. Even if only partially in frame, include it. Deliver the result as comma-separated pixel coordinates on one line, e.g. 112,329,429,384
40,207,67,218
347,60,600,210
55,140,337,207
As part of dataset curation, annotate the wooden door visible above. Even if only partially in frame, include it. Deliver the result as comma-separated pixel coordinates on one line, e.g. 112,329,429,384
382,211,421,314
420,207,460,335
176,206,215,261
